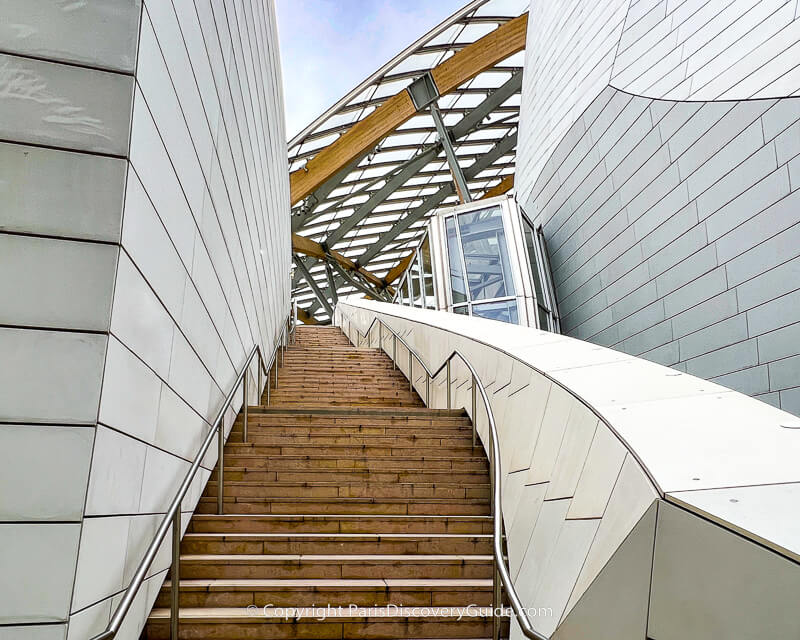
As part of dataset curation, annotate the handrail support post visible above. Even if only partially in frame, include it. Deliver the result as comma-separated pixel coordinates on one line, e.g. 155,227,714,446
217,422,224,515
243,367,249,443
471,374,477,448
446,360,451,409
409,350,413,392
170,508,181,640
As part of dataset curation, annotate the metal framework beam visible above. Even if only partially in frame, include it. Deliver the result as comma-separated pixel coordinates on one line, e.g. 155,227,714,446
289,13,528,205
318,72,522,250
293,255,334,318
430,102,472,203
291,233,392,293
357,130,517,265
331,262,390,302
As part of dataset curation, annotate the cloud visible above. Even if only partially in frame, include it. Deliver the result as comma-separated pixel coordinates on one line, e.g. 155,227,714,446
275,0,466,140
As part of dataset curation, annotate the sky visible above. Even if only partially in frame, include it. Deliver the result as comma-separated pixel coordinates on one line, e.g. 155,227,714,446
275,0,467,141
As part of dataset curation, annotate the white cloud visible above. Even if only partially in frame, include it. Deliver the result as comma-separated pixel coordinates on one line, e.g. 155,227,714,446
275,0,466,140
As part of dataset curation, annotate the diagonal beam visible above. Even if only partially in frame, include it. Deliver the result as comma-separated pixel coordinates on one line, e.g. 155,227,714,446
481,173,514,199
331,262,390,302
289,13,528,205
291,233,393,293
357,130,517,265
293,255,334,317
297,307,321,325
384,251,416,285
318,71,523,249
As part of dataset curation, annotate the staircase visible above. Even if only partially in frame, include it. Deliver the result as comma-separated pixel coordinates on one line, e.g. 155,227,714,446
145,325,499,639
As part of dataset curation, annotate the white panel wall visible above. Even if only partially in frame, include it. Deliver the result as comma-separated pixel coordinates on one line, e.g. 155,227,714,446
611,0,800,100
0,1,289,638
338,299,800,640
516,0,800,417
515,0,630,208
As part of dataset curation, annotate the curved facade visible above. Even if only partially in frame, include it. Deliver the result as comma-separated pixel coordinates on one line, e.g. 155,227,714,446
0,2,290,638
339,297,800,640
517,0,800,416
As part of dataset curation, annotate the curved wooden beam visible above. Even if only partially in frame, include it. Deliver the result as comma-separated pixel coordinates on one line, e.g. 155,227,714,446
292,233,395,295
289,13,528,206
481,174,514,200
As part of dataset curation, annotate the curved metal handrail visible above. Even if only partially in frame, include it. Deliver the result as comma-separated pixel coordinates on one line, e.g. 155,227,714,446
337,307,547,640
91,306,297,640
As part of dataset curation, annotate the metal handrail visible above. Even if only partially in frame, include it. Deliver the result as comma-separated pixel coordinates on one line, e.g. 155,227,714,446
90,306,297,640
337,307,547,640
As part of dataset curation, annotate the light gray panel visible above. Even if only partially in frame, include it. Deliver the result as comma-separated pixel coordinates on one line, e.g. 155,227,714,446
678,315,749,360
0,54,134,155
670,289,738,338
746,287,800,336
767,354,800,391
725,221,800,289
0,625,66,640
0,143,126,241
711,364,770,396
649,502,800,639
696,146,784,227
684,339,758,379
715,188,800,263
662,266,726,318
756,321,800,363
0,523,80,624
697,162,789,240
735,254,800,310
555,502,656,640
0,0,142,72
0,424,93,522
84,425,146,516
0,235,118,331
0,328,106,423
780,386,800,413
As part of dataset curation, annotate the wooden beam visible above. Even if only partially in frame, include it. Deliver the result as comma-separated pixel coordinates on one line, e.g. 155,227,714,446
289,13,528,206
384,251,416,285
297,307,320,325
431,14,528,95
481,174,514,200
292,233,394,294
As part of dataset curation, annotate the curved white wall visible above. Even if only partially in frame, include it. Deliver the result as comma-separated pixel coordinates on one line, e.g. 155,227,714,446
516,0,800,417
338,298,800,640
0,2,290,639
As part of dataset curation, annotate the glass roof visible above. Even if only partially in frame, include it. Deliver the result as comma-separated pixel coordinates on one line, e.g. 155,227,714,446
289,0,528,322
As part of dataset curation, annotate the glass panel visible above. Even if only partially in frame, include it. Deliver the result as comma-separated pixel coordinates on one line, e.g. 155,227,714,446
453,305,469,315
457,206,515,301
445,217,467,304
411,254,423,307
537,305,550,331
471,300,519,324
522,216,546,303
420,236,435,308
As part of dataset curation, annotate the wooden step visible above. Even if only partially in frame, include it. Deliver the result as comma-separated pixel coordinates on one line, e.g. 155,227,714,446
145,605,503,639
145,325,497,640
195,496,490,516
179,533,492,555
187,515,493,534
177,554,493,580
155,578,493,607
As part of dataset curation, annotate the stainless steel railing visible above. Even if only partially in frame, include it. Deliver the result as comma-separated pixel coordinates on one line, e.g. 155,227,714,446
90,305,297,640
337,306,548,640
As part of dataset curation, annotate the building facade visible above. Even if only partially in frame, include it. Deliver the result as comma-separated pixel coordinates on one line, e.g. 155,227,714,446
0,2,289,638
516,0,800,415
